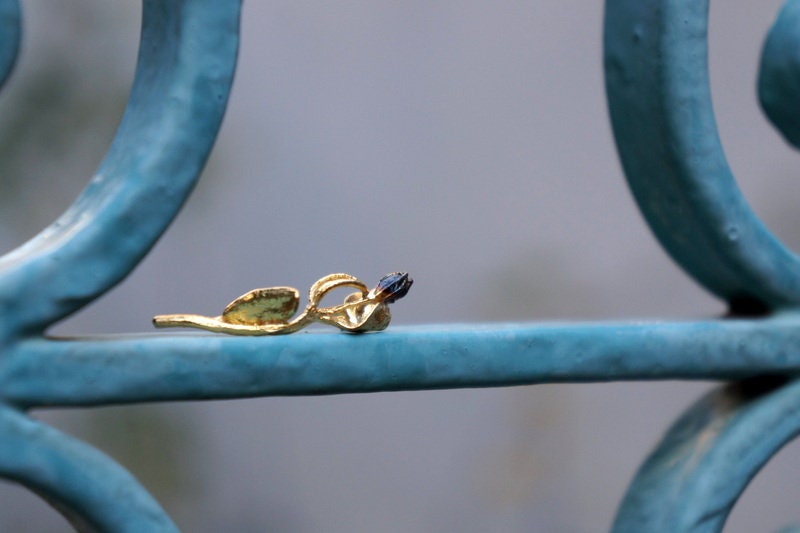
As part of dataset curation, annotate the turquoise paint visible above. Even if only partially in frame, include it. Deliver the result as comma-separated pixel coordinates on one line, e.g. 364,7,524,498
0,0,241,529
605,0,800,312
604,0,800,530
0,0,18,91
1,316,800,408
759,0,800,149
0,0,240,339
613,377,800,533
0,0,799,530
0,403,179,532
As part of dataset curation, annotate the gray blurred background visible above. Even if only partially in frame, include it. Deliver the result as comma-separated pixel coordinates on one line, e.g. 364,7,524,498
1,1,799,531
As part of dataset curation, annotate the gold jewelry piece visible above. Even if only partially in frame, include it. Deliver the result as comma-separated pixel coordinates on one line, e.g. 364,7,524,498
153,272,412,335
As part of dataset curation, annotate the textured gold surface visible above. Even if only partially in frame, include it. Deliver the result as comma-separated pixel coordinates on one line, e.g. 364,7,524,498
153,272,412,335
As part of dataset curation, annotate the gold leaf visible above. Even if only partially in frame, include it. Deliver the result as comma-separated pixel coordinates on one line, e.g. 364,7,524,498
221,287,299,325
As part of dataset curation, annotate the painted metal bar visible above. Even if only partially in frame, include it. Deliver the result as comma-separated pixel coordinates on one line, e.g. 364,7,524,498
612,376,800,533
3,316,800,408
0,3,243,527
1,0,799,530
759,0,800,149
604,0,800,312
0,0,240,340
0,403,178,532
0,0,19,90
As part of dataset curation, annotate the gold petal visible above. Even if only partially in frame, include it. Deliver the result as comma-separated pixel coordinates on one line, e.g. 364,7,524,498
221,287,299,325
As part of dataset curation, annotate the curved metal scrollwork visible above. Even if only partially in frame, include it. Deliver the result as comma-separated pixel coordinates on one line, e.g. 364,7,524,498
0,403,179,532
0,0,241,529
0,0,19,90
605,0,800,312
605,0,800,313
613,377,800,533
605,0,800,531
0,0,241,340
1,0,800,530
759,0,800,152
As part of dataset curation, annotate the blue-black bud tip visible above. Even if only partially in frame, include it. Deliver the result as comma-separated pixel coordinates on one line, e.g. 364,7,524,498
375,272,413,303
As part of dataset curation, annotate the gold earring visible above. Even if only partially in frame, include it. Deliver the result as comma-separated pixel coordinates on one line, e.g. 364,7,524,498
153,272,412,335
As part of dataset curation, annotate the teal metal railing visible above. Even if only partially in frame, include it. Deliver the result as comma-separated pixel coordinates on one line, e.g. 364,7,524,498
2,0,800,531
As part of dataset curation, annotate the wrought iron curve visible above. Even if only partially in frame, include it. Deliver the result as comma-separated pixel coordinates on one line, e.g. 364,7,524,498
605,0,800,313
0,0,799,531
605,0,800,531
0,0,240,529
613,376,800,533
0,0,19,91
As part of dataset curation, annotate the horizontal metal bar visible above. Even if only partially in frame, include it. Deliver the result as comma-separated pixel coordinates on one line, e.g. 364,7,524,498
5,315,800,408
